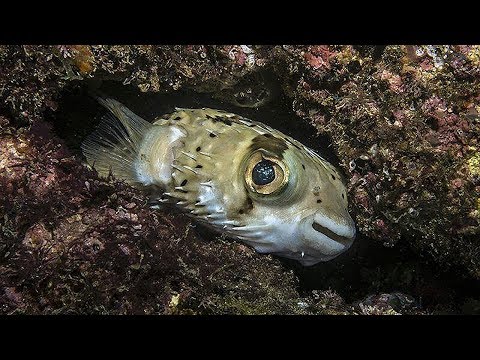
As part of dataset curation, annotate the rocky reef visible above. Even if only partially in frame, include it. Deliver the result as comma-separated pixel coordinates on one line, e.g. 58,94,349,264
1,45,479,314
279,45,480,278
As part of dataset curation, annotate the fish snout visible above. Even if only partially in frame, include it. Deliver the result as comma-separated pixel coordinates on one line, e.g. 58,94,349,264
300,212,356,259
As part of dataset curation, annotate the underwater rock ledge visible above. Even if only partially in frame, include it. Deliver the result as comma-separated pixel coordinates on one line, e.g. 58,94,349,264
0,45,479,314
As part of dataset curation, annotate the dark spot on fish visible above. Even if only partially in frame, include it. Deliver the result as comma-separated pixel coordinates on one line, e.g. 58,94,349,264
249,124,256,127
210,116,233,126
196,164,203,168
302,164,305,170
195,199,206,207
174,116,181,120
317,199,322,203
263,133,273,138
181,179,188,186
209,133,217,138
196,146,201,151
342,193,345,199
332,174,336,180
245,197,254,211
249,134,288,156
236,196,254,216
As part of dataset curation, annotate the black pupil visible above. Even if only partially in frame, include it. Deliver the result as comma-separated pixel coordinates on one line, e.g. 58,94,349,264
252,160,276,185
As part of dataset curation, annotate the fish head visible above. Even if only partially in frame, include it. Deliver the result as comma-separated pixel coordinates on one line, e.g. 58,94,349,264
236,135,356,266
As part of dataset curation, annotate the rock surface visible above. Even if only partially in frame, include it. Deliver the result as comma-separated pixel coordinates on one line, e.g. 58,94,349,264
279,45,480,279
1,45,479,314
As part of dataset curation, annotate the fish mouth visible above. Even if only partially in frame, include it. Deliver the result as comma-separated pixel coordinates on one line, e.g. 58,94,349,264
311,221,353,247
298,213,356,263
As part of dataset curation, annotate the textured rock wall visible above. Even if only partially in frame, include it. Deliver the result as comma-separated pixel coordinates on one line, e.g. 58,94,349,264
275,45,480,277
1,45,479,314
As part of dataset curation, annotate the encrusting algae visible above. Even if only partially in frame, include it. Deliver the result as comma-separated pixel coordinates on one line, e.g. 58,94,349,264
2,45,480,314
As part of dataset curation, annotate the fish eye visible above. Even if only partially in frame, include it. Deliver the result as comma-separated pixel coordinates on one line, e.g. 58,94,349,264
252,160,276,185
245,151,289,195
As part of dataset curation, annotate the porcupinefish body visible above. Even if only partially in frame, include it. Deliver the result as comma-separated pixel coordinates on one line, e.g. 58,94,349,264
82,98,356,266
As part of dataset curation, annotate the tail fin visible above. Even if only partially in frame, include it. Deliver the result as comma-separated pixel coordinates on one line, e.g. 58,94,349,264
81,98,152,183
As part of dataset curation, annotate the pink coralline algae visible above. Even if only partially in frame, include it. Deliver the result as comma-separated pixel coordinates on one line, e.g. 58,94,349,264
283,45,480,278
1,45,480,314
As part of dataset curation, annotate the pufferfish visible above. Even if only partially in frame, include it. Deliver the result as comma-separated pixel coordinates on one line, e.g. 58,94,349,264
81,98,356,266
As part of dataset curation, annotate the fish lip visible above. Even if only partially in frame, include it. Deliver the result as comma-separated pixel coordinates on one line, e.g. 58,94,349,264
311,221,354,247
297,213,356,261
